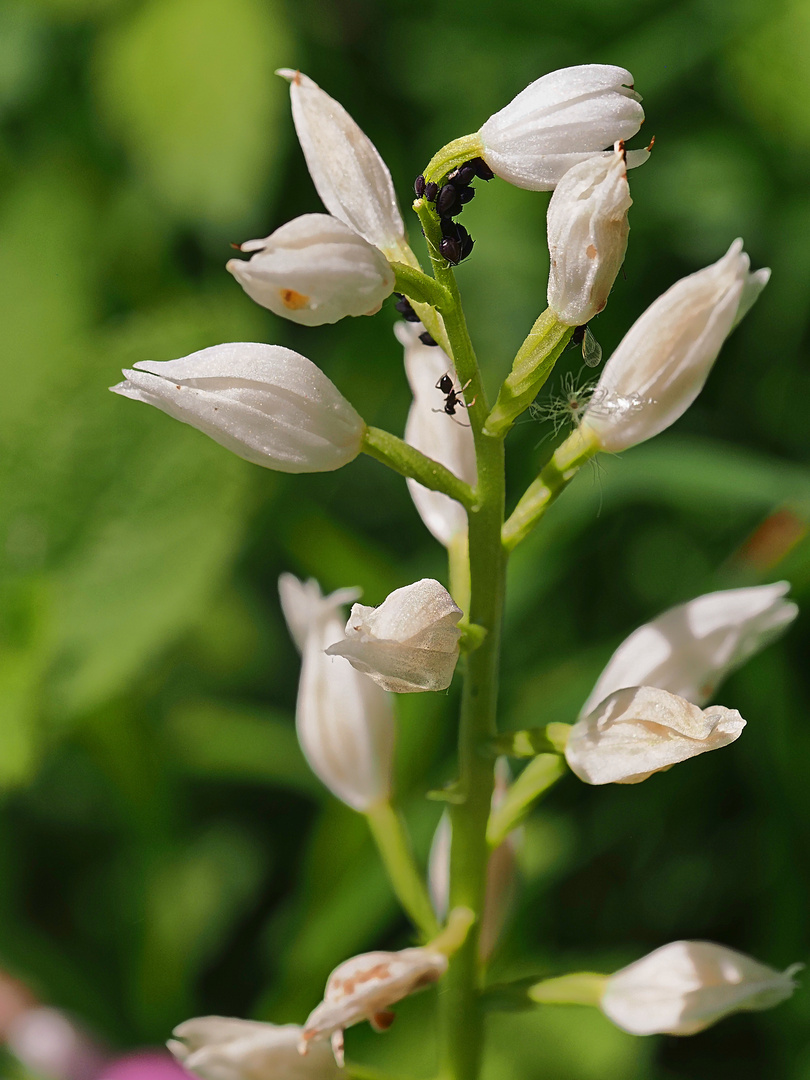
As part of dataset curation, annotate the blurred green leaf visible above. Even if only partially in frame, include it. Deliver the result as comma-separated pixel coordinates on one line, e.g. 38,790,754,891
134,825,265,1032
94,0,292,227
727,1,810,147
167,700,321,795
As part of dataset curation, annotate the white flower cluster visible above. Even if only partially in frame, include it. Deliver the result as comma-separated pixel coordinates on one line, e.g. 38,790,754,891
100,60,798,1075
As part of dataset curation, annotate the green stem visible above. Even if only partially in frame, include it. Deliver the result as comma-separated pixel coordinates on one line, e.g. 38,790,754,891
486,755,566,849
423,134,486,184
484,312,574,438
392,262,451,310
414,192,506,1080
365,800,440,940
362,427,476,510
485,723,571,759
529,972,608,1006
502,426,599,550
442,426,505,1080
448,530,471,619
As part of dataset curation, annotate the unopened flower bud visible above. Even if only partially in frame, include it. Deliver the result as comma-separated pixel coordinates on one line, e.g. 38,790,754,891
601,941,801,1035
398,323,477,547
227,214,394,325
279,575,394,810
168,1016,340,1080
565,685,745,785
580,240,770,452
276,69,410,262
547,142,633,325
581,582,797,716
111,344,365,473
478,65,646,190
326,578,462,693
300,946,448,1065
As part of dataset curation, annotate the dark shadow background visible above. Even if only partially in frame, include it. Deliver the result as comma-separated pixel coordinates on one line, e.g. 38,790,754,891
2,0,810,1076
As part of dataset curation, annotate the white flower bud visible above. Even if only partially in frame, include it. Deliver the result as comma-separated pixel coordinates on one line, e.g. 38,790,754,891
398,323,477,547
581,582,797,716
565,685,745,785
547,142,633,326
111,343,365,474
276,69,408,261
300,946,448,1065
168,1017,340,1080
325,578,462,693
227,214,395,325
580,240,770,452
478,65,645,190
601,941,801,1036
429,759,518,960
279,575,394,811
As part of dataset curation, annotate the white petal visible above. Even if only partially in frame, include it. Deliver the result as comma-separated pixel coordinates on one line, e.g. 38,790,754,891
601,942,800,1036
279,575,394,810
111,343,365,473
277,70,407,259
547,142,633,326
301,947,448,1054
169,1016,340,1080
566,685,745,785
398,322,477,546
582,582,797,714
581,240,768,451
479,65,644,190
227,214,394,326
325,579,462,693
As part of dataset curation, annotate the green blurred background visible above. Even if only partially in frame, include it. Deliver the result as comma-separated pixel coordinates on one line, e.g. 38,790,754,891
3,0,810,1076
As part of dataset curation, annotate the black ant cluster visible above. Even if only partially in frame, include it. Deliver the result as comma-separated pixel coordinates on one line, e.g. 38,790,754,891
393,294,439,347
414,157,493,267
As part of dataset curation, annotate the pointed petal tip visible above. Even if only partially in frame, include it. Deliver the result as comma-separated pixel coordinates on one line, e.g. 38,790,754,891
275,67,301,84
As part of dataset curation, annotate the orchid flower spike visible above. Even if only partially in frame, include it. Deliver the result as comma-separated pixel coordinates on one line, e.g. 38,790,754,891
326,578,462,693
168,1017,340,1080
279,575,394,810
565,685,745,785
398,322,477,548
581,582,798,715
477,65,646,190
547,141,634,326
276,69,414,264
228,214,395,325
579,239,771,452
300,946,448,1065
111,343,365,473
601,941,801,1036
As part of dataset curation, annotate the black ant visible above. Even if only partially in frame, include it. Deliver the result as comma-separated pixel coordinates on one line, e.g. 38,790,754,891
434,372,475,425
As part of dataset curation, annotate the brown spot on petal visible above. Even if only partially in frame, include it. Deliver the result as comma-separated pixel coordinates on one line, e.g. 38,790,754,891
586,244,598,259
412,969,442,991
334,963,392,997
280,288,310,310
370,1011,396,1031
